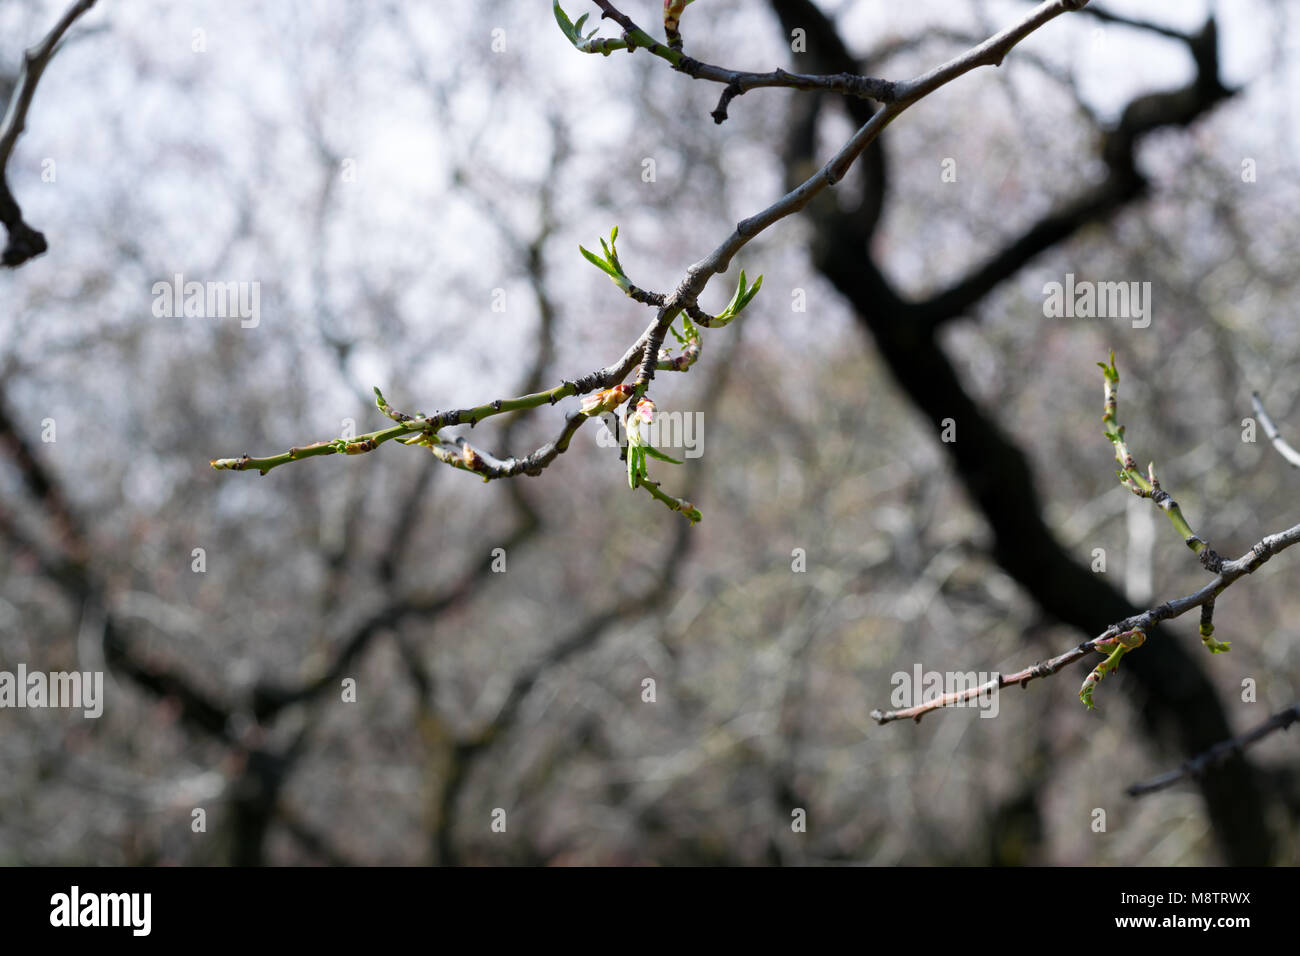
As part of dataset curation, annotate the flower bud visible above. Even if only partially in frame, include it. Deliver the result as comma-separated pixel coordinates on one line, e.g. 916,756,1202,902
579,384,634,417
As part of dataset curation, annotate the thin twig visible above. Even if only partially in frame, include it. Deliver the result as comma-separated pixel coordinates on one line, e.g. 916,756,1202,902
1100,353,1222,572
583,0,897,123
870,521,1300,724
1127,702,1300,796
1250,391,1300,469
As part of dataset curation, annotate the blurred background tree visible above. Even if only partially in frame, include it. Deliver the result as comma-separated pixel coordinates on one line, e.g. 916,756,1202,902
1,0,1297,865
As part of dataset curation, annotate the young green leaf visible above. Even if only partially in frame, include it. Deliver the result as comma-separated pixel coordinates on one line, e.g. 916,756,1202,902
553,2,581,43
554,2,619,53
712,270,765,325
737,272,763,310
579,244,618,278
580,228,631,292
643,446,682,465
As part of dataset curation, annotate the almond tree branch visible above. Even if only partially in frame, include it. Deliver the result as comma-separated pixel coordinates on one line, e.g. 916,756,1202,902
870,520,1300,724
212,0,1092,524
666,0,1092,297
210,376,611,475
1127,702,1300,797
562,1,897,123
1100,353,1223,573
770,0,1264,860
406,409,589,481
0,0,98,267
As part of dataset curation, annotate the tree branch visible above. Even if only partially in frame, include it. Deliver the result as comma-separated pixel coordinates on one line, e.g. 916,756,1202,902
558,0,897,123
1251,391,1300,469
0,0,98,267
774,0,1269,862
213,0,1092,526
1127,702,1300,797
870,520,1300,723
1100,353,1224,575
916,15,1231,328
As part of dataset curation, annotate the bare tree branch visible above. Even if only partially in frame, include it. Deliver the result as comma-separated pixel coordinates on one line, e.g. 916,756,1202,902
1128,702,1300,797
1251,391,1300,469
916,16,1231,328
0,0,98,267
564,0,897,123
